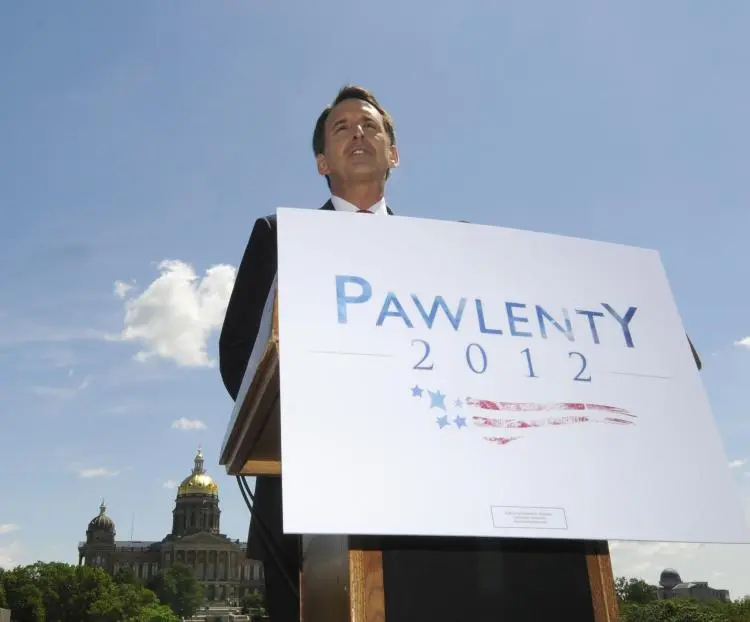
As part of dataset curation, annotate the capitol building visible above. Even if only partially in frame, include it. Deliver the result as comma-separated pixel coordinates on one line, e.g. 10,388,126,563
78,449,264,603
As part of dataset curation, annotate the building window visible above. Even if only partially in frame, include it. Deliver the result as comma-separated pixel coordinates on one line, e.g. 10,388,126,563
151,563,158,576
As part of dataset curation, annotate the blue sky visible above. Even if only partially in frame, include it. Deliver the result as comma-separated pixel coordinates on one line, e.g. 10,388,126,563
2,0,750,598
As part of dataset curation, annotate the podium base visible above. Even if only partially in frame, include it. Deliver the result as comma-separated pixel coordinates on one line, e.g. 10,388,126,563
300,535,618,622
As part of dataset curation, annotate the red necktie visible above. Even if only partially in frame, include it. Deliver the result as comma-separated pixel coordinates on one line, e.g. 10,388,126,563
357,209,372,214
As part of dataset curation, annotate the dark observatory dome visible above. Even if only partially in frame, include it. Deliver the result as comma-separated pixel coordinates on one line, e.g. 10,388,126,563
88,502,115,532
659,568,682,589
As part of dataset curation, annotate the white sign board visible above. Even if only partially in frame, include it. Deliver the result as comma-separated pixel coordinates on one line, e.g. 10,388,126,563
276,208,747,543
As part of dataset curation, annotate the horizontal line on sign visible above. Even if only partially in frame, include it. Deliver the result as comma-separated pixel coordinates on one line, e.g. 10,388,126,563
308,350,395,358
607,371,672,380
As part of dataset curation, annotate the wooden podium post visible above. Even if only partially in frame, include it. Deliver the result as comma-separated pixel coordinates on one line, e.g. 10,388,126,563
219,288,655,622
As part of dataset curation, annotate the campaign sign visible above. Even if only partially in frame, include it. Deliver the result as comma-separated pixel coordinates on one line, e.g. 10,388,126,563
276,208,747,543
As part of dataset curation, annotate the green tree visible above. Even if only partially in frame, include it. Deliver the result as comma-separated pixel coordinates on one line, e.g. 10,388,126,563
614,574,750,622
621,598,729,622
0,561,180,622
0,576,7,609
711,597,750,622
150,563,204,619
27,562,81,621
125,602,179,622
73,565,122,621
2,566,46,622
114,567,139,585
86,585,126,622
241,590,266,615
86,579,178,622
616,576,658,604
118,583,162,619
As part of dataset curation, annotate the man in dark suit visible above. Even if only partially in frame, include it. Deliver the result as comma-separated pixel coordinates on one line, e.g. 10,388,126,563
218,85,399,622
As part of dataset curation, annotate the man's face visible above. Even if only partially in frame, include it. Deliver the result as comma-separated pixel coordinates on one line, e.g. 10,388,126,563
316,98,399,186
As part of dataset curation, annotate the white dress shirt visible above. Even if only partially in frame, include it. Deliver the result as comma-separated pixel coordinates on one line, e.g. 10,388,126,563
330,195,389,215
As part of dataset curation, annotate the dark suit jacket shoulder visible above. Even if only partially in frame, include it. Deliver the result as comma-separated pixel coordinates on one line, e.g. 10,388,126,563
219,202,337,400
219,215,277,400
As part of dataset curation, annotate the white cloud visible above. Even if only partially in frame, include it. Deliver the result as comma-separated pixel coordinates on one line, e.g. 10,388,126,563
0,541,24,569
0,524,20,535
729,459,747,469
114,280,135,299
0,324,108,347
164,480,179,489
171,417,207,430
78,467,120,478
31,375,90,399
38,349,77,369
100,400,142,416
114,260,236,367
735,337,750,348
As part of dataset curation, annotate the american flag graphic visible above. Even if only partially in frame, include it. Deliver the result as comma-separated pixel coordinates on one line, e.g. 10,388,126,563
411,385,635,447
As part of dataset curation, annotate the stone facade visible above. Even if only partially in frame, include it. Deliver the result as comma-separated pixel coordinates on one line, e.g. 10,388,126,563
78,450,264,603
657,568,730,603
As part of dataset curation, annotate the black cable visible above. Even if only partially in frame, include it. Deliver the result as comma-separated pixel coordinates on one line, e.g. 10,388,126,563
237,476,283,556
238,475,291,582
235,476,298,599
235,476,299,600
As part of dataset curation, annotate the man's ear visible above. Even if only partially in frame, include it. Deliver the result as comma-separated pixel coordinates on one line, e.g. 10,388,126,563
389,144,400,169
316,154,330,176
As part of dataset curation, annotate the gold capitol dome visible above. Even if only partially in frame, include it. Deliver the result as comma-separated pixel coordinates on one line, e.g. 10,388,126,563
177,448,219,498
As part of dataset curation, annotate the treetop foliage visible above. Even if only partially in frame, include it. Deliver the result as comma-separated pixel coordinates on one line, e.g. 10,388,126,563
0,561,189,622
617,575,750,622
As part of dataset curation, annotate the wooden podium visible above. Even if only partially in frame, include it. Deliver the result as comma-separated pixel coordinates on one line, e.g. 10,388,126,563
216,284,703,622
